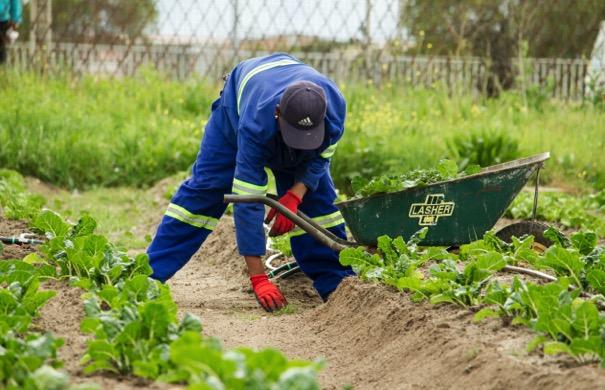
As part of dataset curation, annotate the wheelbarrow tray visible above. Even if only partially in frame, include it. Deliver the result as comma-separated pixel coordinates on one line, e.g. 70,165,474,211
336,152,550,246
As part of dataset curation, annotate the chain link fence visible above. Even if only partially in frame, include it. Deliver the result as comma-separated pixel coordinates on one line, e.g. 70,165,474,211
6,0,594,99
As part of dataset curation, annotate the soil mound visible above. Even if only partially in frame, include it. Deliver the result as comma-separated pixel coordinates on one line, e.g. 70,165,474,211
310,278,605,389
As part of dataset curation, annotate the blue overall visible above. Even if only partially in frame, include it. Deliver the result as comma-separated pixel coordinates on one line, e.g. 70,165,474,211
147,53,354,299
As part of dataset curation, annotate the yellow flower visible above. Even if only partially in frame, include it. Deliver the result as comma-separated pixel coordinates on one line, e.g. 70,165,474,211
419,30,425,37
427,43,433,49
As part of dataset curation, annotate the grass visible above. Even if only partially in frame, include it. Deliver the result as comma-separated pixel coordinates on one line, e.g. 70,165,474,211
45,186,158,249
273,304,299,316
0,69,213,188
30,173,184,250
333,83,605,193
1,69,604,194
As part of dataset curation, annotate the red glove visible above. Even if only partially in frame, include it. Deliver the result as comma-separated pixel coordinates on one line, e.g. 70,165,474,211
265,190,302,236
250,274,287,312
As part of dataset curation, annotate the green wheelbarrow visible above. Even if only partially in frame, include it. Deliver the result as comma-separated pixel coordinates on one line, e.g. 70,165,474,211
224,152,553,279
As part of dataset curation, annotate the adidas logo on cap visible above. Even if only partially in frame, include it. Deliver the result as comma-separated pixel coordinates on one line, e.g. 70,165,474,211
298,116,313,126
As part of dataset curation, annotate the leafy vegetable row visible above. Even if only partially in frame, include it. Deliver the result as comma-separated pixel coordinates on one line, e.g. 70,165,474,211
507,190,605,236
1,170,322,388
0,171,86,389
0,258,98,389
29,210,322,389
339,228,605,366
351,159,481,198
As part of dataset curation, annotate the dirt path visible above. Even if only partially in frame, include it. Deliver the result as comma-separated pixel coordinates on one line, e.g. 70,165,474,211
169,217,605,390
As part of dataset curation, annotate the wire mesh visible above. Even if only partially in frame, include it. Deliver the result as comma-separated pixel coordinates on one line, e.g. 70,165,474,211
5,0,593,99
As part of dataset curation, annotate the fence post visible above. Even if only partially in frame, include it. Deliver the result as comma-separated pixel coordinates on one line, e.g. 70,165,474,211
29,0,52,72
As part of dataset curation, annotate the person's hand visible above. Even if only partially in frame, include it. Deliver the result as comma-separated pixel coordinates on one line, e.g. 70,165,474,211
250,274,287,312
265,190,302,236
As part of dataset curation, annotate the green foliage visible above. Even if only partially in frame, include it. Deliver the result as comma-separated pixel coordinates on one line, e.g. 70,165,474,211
159,332,322,389
341,228,450,288
31,211,152,289
80,276,197,376
2,75,605,192
0,170,45,221
0,178,319,387
447,130,520,170
0,262,67,389
333,84,605,194
351,159,480,197
507,191,605,236
0,261,56,333
400,1,605,58
0,331,64,390
340,228,605,365
30,212,322,387
0,70,213,188
21,0,158,44
269,235,293,257
0,172,72,389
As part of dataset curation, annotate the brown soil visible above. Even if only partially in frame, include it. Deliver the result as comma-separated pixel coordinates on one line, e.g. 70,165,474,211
0,217,36,260
168,217,605,390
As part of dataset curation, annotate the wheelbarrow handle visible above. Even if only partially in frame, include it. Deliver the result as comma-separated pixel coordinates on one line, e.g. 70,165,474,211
224,194,358,252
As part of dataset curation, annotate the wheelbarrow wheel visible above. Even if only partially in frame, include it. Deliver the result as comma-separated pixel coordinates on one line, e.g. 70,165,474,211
495,221,553,253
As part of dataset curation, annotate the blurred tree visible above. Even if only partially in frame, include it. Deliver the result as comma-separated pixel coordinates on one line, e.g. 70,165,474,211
22,0,158,43
524,0,605,58
400,0,605,94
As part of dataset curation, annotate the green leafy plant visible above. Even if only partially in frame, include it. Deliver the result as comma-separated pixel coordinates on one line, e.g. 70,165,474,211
340,227,605,366
80,275,200,376
0,261,68,389
160,332,322,389
447,129,520,170
0,330,64,389
0,261,56,333
31,211,152,290
351,159,480,198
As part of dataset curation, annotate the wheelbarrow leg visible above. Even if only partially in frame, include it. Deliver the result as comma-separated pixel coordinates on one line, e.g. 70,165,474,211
532,166,542,221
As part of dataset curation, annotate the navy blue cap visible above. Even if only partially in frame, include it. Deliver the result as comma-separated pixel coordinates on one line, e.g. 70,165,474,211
278,81,327,150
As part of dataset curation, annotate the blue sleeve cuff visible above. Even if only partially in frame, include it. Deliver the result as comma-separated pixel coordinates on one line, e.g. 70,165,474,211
296,159,329,192
234,203,266,256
